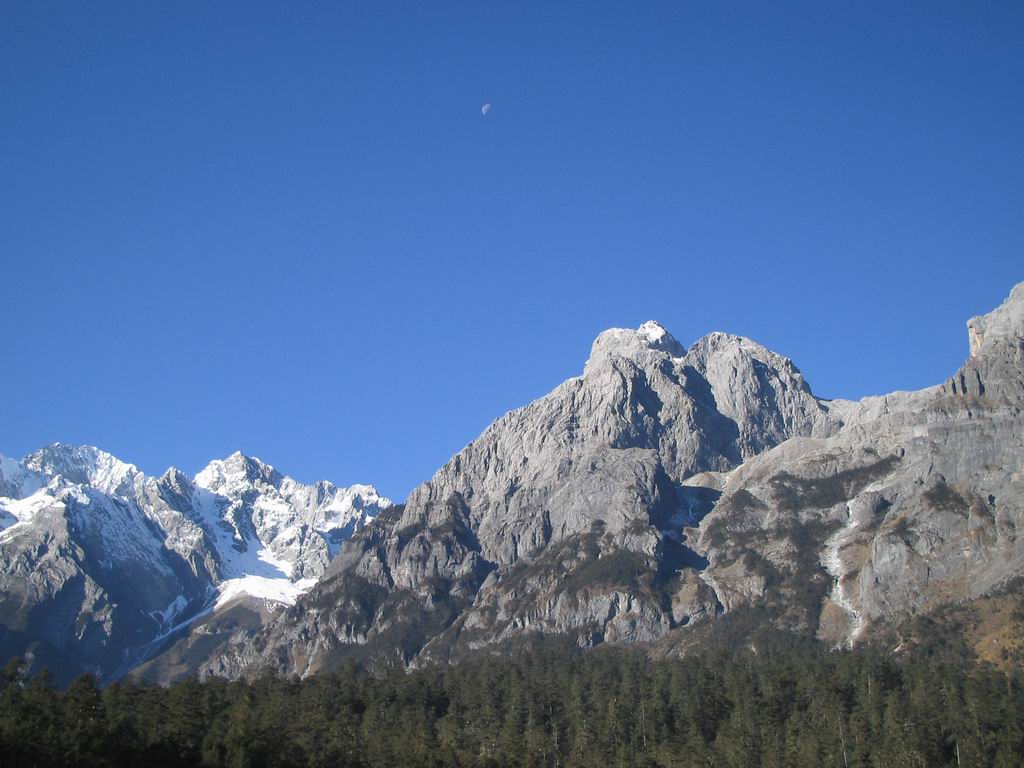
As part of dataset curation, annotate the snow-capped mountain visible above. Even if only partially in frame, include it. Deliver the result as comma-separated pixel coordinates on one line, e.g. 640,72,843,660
0,445,389,682
191,451,389,606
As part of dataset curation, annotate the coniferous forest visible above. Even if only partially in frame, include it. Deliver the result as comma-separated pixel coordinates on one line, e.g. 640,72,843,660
2,628,1023,768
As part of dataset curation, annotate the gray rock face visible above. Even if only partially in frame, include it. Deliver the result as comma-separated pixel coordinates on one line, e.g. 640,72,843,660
401,322,837,569
942,282,1024,400
200,285,1024,679
197,321,845,677
694,283,1024,645
0,445,388,683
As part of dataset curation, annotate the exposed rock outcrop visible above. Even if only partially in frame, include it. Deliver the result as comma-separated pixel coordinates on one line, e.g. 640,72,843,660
697,282,1024,645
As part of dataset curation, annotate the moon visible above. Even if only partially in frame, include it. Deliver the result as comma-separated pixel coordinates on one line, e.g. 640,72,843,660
481,103,492,115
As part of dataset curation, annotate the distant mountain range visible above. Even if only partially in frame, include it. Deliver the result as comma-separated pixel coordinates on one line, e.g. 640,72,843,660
3,282,1023,684
0,446,389,683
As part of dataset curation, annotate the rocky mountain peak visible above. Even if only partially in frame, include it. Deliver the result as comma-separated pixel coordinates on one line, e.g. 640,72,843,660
157,466,195,501
637,320,687,356
685,332,812,393
945,281,1024,399
22,443,143,497
966,281,1024,358
195,452,281,494
688,330,775,356
159,466,190,485
586,321,686,372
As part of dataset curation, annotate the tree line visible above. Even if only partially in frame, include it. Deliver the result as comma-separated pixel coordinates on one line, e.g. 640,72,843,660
1,629,1022,767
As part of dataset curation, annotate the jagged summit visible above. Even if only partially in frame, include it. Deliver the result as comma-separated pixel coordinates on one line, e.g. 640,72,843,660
22,442,143,497
686,331,815,396
945,281,1024,399
587,320,686,369
637,320,686,356
195,451,282,494
966,281,1024,358
584,322,811,393
690,330,784,357
159,465,191,486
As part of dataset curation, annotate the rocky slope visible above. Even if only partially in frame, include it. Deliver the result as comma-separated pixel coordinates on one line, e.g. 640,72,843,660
190,317,846,677
693,283,1024,647
191,284,1024,680
0,446,388,683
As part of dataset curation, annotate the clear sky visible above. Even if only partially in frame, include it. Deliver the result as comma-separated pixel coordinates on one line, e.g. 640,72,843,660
1,2,1022,500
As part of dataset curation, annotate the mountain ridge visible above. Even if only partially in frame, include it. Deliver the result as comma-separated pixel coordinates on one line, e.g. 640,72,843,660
3,281,1023,683
0,445,390,683
185,281,1022,679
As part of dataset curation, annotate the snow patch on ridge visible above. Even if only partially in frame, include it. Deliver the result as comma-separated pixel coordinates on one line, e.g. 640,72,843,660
215,575,317,609
0,487,61,539
638,321,669,344
151,595,189,628
0,454,44,498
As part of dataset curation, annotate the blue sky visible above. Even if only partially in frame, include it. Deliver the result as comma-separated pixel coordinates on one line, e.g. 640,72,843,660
1,2,1022,500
